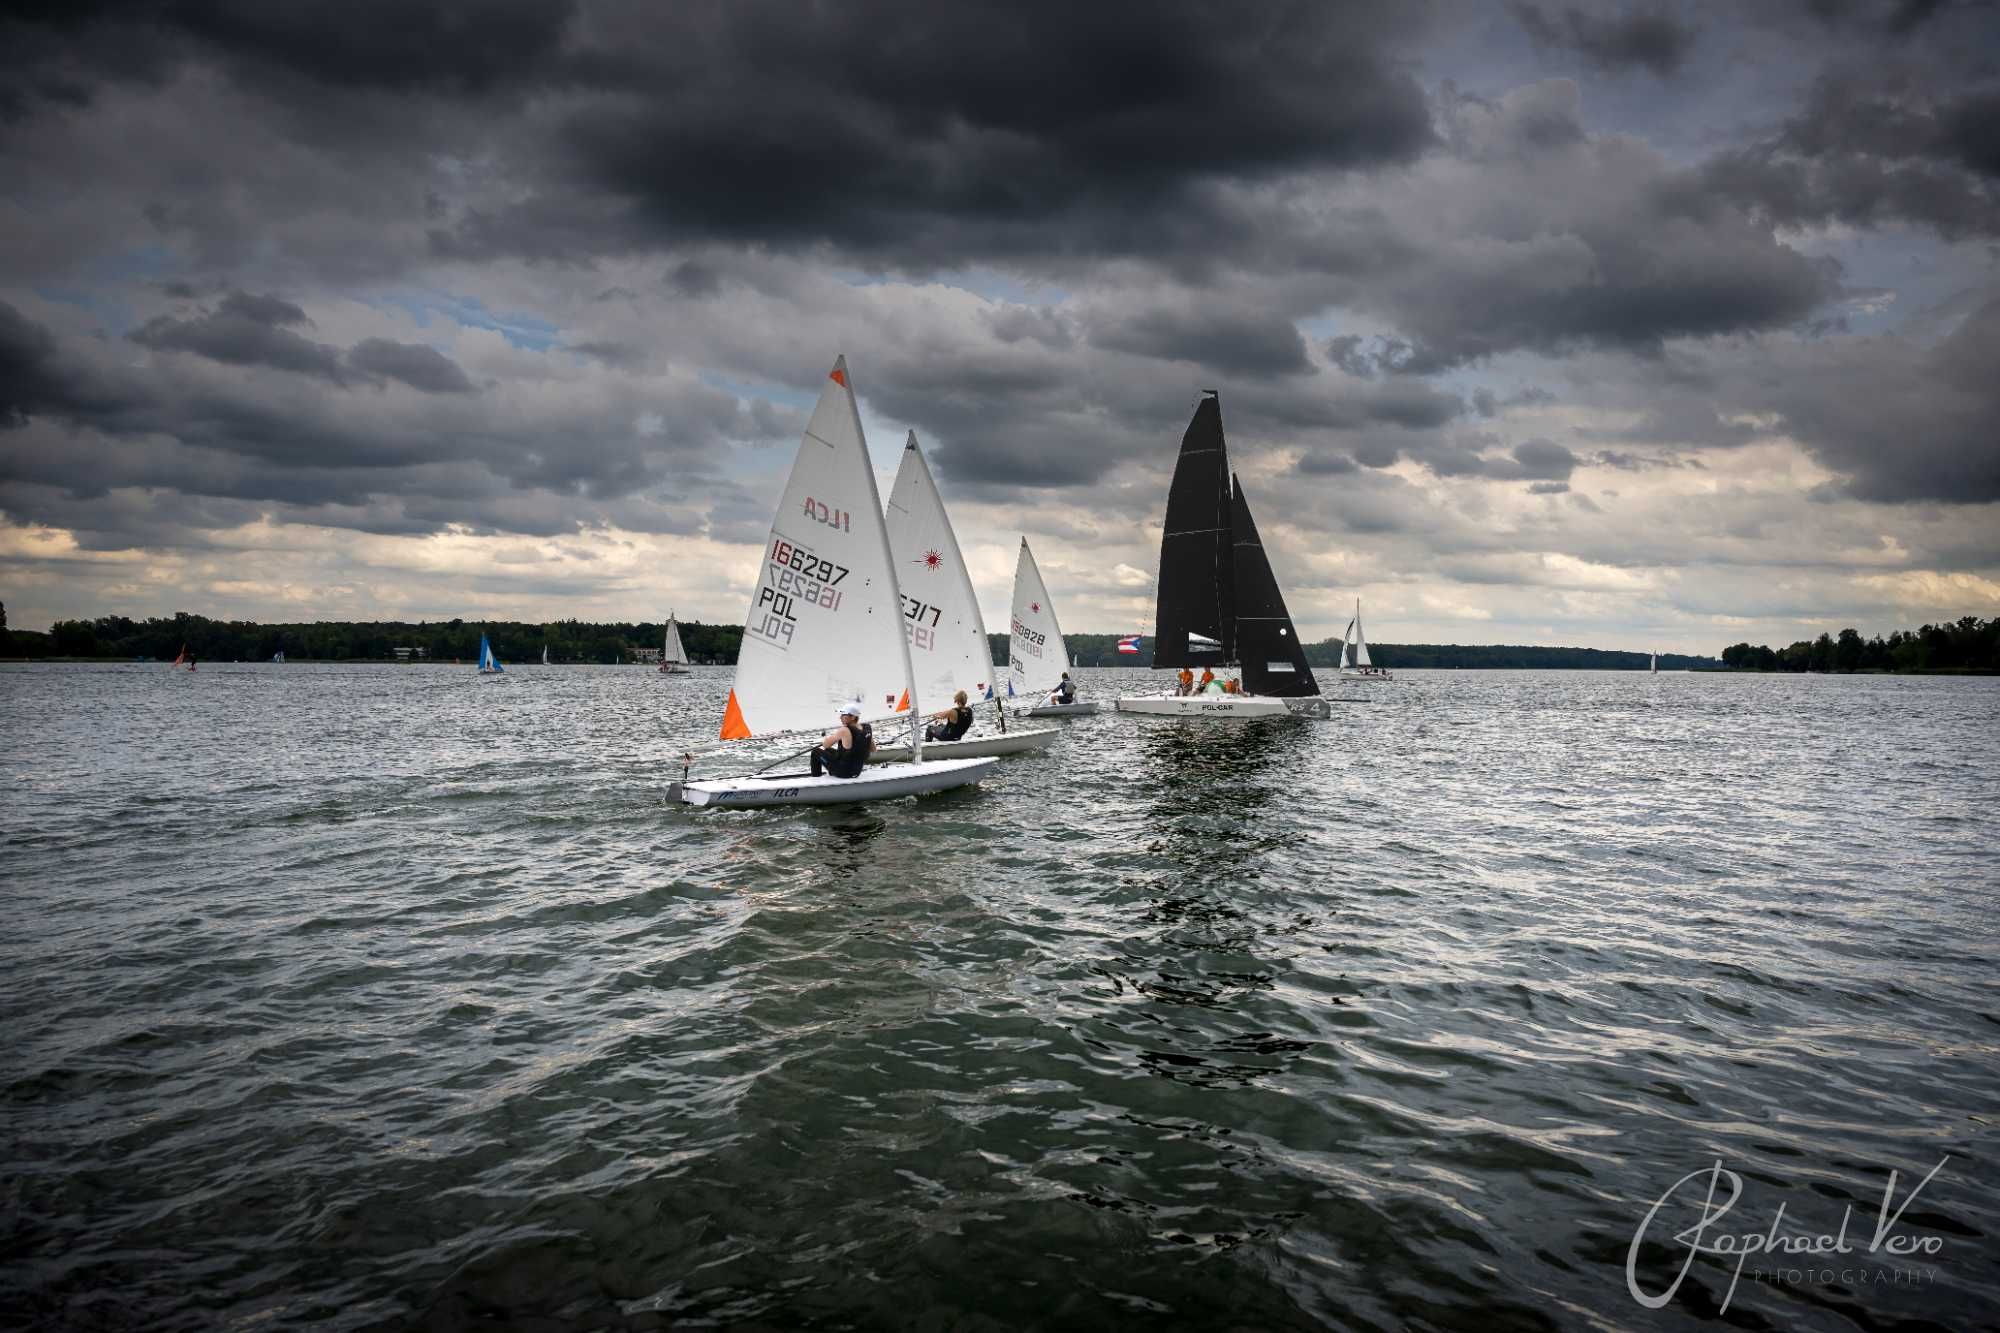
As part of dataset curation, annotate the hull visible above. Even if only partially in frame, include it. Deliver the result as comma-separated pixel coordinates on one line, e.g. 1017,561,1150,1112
659,665,690,674
868,727,1059,764
1337,670,1393,683
1115,694,1291,718
674,756,997,808
1019,701,1099,717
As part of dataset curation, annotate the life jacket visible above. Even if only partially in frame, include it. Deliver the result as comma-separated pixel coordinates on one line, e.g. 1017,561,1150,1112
825,721,872,777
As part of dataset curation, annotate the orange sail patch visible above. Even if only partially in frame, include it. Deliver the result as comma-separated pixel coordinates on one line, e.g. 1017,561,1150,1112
895,690,910,713
828,366,846,386
719,689,751,740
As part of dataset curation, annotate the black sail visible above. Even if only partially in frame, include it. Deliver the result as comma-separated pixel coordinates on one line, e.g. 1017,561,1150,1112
1232,475,1320,697
1152,391,1235,668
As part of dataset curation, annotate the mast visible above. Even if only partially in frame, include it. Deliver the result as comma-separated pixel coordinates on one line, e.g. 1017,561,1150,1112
1151,391,1235,669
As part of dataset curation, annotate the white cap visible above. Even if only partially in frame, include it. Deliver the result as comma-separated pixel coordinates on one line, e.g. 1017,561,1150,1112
837,701,862,719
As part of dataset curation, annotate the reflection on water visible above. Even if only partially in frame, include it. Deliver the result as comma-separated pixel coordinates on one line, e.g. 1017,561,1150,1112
1,663,1996,1331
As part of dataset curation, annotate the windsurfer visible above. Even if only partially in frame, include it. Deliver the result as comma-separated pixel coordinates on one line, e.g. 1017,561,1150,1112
924,690,975,742
810,705,873,778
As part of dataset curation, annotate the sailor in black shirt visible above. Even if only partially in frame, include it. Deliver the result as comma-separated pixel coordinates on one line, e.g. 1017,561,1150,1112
924,689,975,742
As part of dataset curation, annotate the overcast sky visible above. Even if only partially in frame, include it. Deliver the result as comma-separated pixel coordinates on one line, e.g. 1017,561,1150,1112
3,0,1996,651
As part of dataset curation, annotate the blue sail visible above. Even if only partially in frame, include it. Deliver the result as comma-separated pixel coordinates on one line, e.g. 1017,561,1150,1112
478,634,503,673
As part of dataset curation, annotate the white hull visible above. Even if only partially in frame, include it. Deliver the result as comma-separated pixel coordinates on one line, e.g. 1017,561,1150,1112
1018,701,1099,717
868,727,1059,763
1115,694,1292,718
674,756,997,808
659,665,690,674
1337,670,1393,683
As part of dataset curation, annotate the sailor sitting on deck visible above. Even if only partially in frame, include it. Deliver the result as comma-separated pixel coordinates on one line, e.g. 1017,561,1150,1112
1198,667,1216,693
1176,667,1194,696
924,690,975,742
810,704,873,778
1048,672,1076,706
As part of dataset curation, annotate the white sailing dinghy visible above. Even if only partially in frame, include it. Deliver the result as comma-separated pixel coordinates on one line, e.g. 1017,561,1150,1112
672,357,997,808
1649,652,1657,674
660,612,690,674
542,644,551,666
1115,392,1330,719
477,633,504,675
1007,537,1098,716
872,433,1058,763
1339,600,1392,681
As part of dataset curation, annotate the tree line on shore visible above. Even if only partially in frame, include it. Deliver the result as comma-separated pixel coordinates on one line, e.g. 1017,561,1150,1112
1720,617,1998,673
9,610,1723,671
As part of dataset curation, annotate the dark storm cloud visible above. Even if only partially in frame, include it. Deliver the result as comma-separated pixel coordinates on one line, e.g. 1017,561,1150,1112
347,338,476,394
440,2,1437,265
1761,294,2000,503
1703,65,2000,238
1512,4,1699,76
1297,450,1359,476
1088,304,1311,379
131,293,347,383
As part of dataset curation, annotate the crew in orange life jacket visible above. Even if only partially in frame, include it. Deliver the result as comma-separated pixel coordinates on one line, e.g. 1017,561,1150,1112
811,704,872,778
1198,667,1215,693
925,690,975,742
1177,667,1194,696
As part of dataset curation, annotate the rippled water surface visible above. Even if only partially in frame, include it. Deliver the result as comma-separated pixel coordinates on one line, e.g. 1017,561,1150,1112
3,663,1997,1330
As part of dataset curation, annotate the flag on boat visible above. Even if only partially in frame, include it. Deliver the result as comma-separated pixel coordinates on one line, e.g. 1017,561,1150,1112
1117,635,1142,654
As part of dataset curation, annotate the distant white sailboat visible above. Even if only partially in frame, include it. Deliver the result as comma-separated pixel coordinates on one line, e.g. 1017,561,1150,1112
1649,652,1657,674
271,650,285,664
1007,537,1097,716
670,356,996,808
1339,600,1392,681
477,633,504,675
876,432,1057,761
660,612,689,674
542,644,550,666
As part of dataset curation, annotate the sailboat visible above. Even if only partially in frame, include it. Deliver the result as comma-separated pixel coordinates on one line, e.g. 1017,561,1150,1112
477,633,504,675
671,356,998,808
1339,600,1392,681
869,433,1058,762
271,650,285,664
1649,652,1657,674
1008,537,1098,716
1114,392,1329,719
542,644,551,666
659,613,690,674
171,644,193,672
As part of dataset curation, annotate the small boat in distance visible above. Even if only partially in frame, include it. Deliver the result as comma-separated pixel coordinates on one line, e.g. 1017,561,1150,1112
660,613,689,674
477,634,504,675
1114,391,1329,719
670,356,996,808
1650,652,1658,674
172,643,193,672
1007,537,1097,716
542,644,550,666
271,650,284,664
1339,601,1392,681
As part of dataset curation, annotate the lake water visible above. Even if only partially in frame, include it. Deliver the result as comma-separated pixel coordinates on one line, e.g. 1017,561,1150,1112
2,663,1996,1330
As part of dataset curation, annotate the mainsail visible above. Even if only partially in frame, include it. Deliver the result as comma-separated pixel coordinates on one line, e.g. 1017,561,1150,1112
1352,600,1373,668
663,613,688,666
721,357,917,740
477,634,503,673
1152,391,1235,668
886,432,994,706
1231,477,1319,697
1007,538,1073,698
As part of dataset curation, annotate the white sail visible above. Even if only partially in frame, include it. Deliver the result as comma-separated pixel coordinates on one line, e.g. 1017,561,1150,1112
542,645,550,665
1007,538,1073,697
721,357,918,740
886,432,994,707
1353,600,1373,668
1650,652,1657,674
663,613,688,665
1341,617,1355,671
